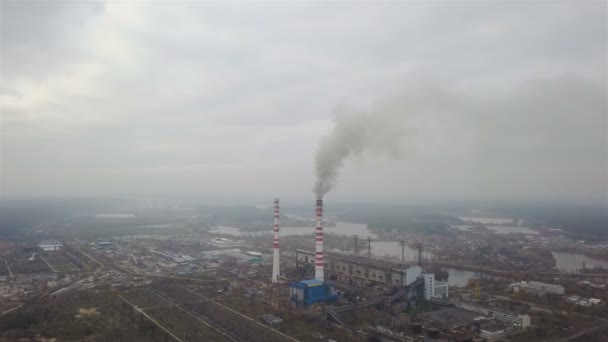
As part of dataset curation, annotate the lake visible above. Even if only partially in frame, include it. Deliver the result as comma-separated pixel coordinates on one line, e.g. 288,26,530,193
552,252,608,272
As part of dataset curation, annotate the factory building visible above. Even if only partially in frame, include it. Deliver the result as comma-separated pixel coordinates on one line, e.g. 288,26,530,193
38,240,62,252
297,249,421,287
289,279,338,306
422,273,449,300
455,302,531,328
199,249,263,265
509,280,564,295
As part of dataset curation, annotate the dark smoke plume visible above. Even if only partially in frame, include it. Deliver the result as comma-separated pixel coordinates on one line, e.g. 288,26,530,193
313,81,462,199
313,101,414,199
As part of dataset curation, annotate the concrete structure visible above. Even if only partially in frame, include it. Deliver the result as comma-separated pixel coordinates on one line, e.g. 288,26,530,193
38,240,62,252
259,314,283,325
509,280,564,295
565,295,603,307
422,273,449,300
418,307,486,330
314,199,324,281
456,302,531,328
297,249,421,287
289,279,338,305
209,237,241,248
272,198,280,283
480,326,506,340
199,249,262,265
493,310,531,328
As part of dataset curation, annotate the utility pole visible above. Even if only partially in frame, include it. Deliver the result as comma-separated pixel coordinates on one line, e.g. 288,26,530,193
418,243,422,268
367,237,372,258
400,240,406,289
354,235,358,255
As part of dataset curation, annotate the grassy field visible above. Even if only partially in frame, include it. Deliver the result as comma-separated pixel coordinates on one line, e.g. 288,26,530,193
0,289,154,341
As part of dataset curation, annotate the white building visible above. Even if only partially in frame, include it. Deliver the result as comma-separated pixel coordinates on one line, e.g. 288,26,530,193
493,310,531,328
480,327,505,340
456,302,530,328
509,281,564,295
422,273,449,300
38,240,62,252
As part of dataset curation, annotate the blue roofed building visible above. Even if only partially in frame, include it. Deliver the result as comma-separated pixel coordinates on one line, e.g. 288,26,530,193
289,279,339,306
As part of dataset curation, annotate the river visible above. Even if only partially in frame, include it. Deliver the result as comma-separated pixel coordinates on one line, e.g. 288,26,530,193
453,224,538,235
209,221,437,260
552,252,608,272
210,221,374,238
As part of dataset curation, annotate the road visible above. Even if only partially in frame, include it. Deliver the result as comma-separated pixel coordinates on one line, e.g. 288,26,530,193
180,286,300,342
1,304,24,317
119,294,184,342
73,246,104,268
149,287,238,342
41,255,57,273
557,321,608,341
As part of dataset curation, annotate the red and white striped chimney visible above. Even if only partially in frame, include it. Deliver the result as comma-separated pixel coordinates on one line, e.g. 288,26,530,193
271,198,280,283
314,199,324,281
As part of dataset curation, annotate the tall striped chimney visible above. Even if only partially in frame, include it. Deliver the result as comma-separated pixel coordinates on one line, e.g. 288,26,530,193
271,198,280,283
314,199,324,281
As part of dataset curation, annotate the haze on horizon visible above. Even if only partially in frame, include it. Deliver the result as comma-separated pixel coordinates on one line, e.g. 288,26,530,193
1,1,607,205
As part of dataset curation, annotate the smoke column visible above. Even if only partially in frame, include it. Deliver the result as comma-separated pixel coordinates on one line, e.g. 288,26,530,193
313,101,413,199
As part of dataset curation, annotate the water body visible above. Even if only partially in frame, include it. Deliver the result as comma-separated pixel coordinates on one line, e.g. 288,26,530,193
459,217,513,225
452,224,538,235
552,252,608,272
209,226,242,235
446,268,499,287
210,221,375,238
447,268,479,287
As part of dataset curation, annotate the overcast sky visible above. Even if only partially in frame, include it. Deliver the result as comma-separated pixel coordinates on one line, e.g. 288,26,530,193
1,1,606,204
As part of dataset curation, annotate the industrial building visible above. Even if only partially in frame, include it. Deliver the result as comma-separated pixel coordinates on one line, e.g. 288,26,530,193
200,249,263,265
509,280,565,295
289,279,338,306
422,273,449,300
296,249,421,287
455,302,531,328
418,307,486,330
38,240,62,252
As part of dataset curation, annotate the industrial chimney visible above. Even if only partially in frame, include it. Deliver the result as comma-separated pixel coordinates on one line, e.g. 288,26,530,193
272,198,280,283
315,199,324,281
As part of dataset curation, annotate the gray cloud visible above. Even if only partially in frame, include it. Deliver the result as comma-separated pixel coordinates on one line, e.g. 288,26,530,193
0,2,606,204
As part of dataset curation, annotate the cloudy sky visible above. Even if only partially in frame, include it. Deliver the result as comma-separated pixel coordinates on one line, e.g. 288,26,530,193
1,1,606,204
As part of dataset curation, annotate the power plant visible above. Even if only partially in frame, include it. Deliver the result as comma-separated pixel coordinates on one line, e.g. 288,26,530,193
273,198,445,312
271,198,280,283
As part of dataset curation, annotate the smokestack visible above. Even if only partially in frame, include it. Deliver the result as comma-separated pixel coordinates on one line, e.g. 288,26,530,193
272,198,280,283
314,199,324,281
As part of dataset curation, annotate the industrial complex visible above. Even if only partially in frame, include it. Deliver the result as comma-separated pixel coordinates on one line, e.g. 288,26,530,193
1,196,606,342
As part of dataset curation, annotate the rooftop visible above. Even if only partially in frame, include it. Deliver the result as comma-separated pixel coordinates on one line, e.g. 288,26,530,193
299,279,324,286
